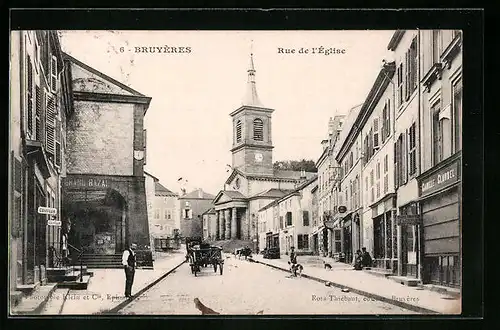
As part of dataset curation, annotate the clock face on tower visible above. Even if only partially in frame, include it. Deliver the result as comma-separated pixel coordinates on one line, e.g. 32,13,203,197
255,153,263,162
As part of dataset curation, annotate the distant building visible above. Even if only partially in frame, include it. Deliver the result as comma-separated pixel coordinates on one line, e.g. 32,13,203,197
213,52,315,251
145,171,179,250
258,176,318,255
179,189,215,239
201,208,217,241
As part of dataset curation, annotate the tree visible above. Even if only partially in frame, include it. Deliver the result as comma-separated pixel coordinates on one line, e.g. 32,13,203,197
273,159,317,172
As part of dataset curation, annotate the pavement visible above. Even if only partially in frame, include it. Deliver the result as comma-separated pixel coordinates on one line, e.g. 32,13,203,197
119,254,415,315
253,254,461,314
39,249,187,315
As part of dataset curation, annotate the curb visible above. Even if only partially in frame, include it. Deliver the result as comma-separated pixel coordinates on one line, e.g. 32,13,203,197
12,284,58,315
99,258,187,314
255,259,440,314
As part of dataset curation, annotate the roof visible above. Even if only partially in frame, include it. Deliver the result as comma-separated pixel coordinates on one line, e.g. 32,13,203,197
202,207,216,215
387,30,406,51
62,52,147,97
154,182,177,197
225,167,316,185
144,170,159,182
276,175,318,203
179,189,215,200
222,191,247,199
249,188,293,199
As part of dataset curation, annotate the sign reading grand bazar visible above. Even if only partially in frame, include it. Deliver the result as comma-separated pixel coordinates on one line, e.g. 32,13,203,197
8,29,465,316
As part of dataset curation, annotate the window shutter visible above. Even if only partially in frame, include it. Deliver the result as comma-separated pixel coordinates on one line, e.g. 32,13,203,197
50,55,57,93
386,100,391,138
394,139,399,188
143,129,147,166
55,118,62,167
373,118,380,149
405,51,410,100
27,57,34,136
35,85,43,142
403,130,408,184
45,91,56,156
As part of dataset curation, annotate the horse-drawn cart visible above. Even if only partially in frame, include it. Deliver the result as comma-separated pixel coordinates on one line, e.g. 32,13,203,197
186,239,224,276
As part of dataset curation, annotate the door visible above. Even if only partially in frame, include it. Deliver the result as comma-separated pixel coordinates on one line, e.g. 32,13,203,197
35,183,46,283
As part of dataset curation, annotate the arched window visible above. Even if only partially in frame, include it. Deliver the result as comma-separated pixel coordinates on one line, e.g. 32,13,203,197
253,118,264,141
236,120,242,143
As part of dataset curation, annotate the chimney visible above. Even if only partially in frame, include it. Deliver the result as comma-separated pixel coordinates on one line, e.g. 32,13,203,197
328,117,335,136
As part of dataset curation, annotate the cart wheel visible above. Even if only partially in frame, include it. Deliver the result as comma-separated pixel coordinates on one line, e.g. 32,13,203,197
219,263,223,275
213,263,218,273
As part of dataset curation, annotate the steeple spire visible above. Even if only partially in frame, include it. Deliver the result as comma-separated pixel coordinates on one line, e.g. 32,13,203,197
243,40,263,107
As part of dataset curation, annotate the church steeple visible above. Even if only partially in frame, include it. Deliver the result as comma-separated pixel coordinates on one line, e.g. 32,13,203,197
242,45,263,107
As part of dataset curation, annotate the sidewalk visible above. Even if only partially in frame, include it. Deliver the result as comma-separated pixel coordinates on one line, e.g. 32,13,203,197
253,255,461,314
40,250,186,315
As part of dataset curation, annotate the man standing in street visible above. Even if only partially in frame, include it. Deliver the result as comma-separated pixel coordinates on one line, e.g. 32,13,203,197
122,243,137,299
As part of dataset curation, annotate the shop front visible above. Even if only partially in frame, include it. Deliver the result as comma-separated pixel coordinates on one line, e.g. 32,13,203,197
370,194,397,272
341,215,352,264
62,174,152,265
397,202,421,279
418,154,461,288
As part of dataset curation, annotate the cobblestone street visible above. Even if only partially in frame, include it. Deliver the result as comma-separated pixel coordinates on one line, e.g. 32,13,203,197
119,256,416,315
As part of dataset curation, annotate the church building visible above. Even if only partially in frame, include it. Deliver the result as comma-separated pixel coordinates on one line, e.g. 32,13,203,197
212,52,316,251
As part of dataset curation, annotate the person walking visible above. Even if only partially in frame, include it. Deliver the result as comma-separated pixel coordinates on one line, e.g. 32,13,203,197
122,243,137,299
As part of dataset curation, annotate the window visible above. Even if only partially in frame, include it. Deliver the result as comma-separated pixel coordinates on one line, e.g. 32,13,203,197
154,209,160,219
408,37,418,98
285,212,292,226
373,118,380,151
376,162,381,198
453,78,462,152
164,209,170,220
382,100,391,143
370,170,374,203
303,211,309,226
35,85,42,141
184,209,193,219
384,154,389,194
408,123,417,175
432,102,443,165
50,55,57,93
45,91,56,156
236,120,242,143
27,56,34,136
298,234,309,249
253,118,263,141
397,63,404,107
432,30,441,64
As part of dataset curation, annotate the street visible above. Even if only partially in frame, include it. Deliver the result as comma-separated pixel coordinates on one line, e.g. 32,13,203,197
118,256,416,315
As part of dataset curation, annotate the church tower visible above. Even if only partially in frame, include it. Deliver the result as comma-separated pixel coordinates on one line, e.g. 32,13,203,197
230,51,274,175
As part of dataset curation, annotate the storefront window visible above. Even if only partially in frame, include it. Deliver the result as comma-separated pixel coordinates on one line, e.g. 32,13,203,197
373,215,385,260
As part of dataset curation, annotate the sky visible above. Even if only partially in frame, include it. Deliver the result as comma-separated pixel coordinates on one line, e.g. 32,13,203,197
59,30,395,196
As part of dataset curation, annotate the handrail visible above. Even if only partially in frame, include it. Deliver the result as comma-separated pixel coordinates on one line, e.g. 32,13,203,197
67,243,81,254
67,243,84,282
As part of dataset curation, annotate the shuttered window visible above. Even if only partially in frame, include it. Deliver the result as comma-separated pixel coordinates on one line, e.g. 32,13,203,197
384,154,389,193
397,64,403,107
50,55,57,93
55,118,62,167
35,85,43,141
373,117,380,149
236,120,242,142
453,78,462,152
45,92,56,156
303,211,309,226
27,57,34,136
408,123,417,175
253,118,263,141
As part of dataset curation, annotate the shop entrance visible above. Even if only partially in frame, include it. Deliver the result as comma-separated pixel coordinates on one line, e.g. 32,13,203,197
64,188,127,255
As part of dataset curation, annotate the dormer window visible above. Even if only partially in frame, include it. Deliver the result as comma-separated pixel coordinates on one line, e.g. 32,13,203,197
253,118,263,141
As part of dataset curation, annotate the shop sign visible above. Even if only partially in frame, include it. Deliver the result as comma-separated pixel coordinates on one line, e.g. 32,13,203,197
420,160,459,196
63,177,109,189
396,215,421,225
324,217,336,229
338,206,347,213
47,220,62,226
38,206,57,215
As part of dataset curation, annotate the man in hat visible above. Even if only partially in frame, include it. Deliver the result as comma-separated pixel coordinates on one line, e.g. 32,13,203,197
122,243,137,298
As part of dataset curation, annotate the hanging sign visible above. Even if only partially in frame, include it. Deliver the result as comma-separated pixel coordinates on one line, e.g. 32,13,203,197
38,206,57,215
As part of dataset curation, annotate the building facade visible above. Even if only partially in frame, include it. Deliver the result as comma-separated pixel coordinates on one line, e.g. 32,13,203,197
417,29,462,288
202,208,217,241
258,177,317,255
9,31,71,299
61,54,152,263
335,104,364,264
359,62,398,273
213,53,315,251
179,189,215,239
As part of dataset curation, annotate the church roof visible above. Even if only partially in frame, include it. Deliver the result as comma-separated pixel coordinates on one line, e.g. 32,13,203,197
202,207,216,215
222,190,247,199
225,168,317,185
249,188,293,200
179,188,215,200
154,182,177,197
242,52,263,107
